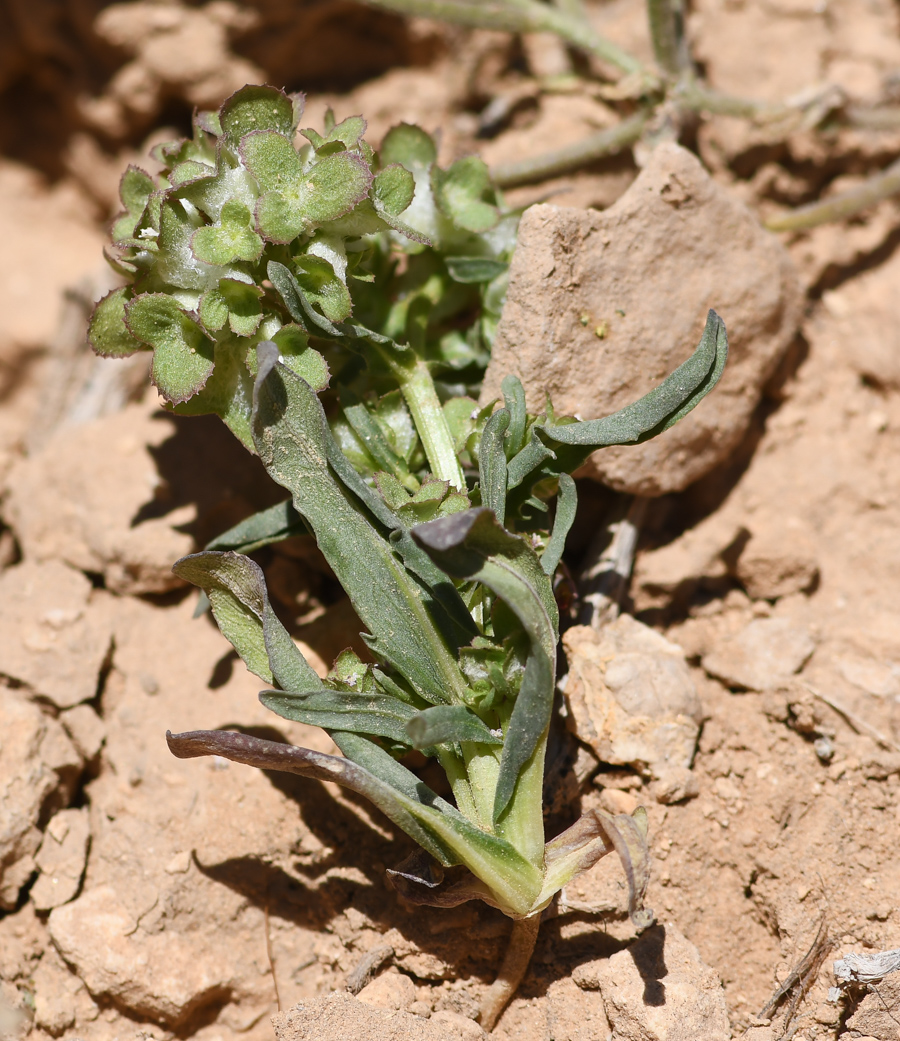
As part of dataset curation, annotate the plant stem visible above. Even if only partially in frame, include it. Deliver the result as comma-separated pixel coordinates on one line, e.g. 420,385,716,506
765,156,900,232
646,0,688,77
478,913,542,1031
359,0,644,76
393,356,466,489
491,111,649,188
675,79,789,121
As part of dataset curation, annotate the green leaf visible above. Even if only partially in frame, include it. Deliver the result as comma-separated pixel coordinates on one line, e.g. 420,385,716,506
543,309,728,455
167,728,544,914
303,114,367,151
199,279,263,337
220,84,303,140
541,473,577,576
374,164,415,216
125,294,214,404
112,166,155,243
501,375,527,458
205,499,306,553
407,704,502,748
445,256,508,284
170,159,216,188
270,326,330,391
380,123,437,168
173,550,323,693
191,200,264,265
243,132,373,242
432,156,499,234
344,395,409,479
250,344,470,707
478,408,510,523
88,288,148,358
157,198,214,292
294,254,352,321
260,689,417,744
411,509,558,828
169,335,255,449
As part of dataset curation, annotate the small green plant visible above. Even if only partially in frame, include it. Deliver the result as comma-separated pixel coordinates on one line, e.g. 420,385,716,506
90,84,727,1028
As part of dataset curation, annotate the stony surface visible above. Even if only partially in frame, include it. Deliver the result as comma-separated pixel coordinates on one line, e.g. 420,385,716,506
0,559,111,708
357,971,418,1011
2,402,194,595
30,806,90,911
273,993,486,1041
595,924,730,1041
563,617,701,801
481,143,802,495
59,702,106,761
0,690,81,910
702,617,816,691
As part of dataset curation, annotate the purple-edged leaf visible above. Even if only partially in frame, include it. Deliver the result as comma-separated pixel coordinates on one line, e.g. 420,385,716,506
220,84,302,140
169,159,216,188
111,166,155,243
302,113,367,152
373,163,416,217
88,287,148,358
126,294,214,404
192,200,264,265
170,337,255,449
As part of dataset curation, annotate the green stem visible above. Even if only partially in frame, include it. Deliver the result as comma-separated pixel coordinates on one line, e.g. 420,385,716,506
765,156,900,232
675,79,790,121
394,355,466,489
358,0,645,77
491,111,648,188
646,0,687,77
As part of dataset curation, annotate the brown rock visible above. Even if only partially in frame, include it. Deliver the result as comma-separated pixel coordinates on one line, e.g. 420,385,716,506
596,924,730,1041
357,971,417,1011
0,691,81,910
563,617,701,800
30,807,90,912
545,975,612,1041
0,560,112,708
845,971,900,1039
482,143,801,495
31,945,97,1037
273,993,485,1041
736,526,819,601
702,618,815,691
3,402,194,595
59,703,106,761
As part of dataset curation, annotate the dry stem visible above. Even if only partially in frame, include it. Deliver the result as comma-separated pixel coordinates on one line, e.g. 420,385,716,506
478,914,542,1031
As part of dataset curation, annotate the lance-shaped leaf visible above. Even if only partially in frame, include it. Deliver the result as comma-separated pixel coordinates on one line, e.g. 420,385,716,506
501,375,528,458
478,408,510,522
88,288,148,357
540,473,577,577
167,728,543,914
411,509,558,823
250,343,470,707
546,310,726,451
505,310,728,519
260,689,418,743
191,200,264,265
205,498,306,553
592,808,654,929
173,550,322,694
125,294,214,404
407,704,502,749
220,84,303,141
242,131,373,243
112,166,155,243
444,256,508,285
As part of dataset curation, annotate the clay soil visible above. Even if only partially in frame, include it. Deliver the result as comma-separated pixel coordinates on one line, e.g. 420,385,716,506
2,2,900,1041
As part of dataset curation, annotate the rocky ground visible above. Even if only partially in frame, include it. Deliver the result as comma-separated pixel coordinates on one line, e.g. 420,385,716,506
2,2,900,1040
